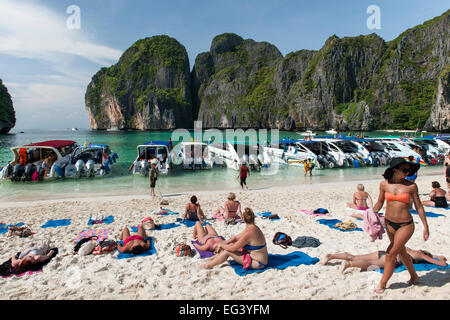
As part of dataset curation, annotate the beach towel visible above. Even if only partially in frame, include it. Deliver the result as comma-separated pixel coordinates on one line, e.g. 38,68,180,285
317,219,363,232
130,223,180,232
377,261,450,274
41,219,71,228
191,240,215,259
176,218,211,228
116,237,157,259
0,248,58,278
410,209,445,218
313,208,329,214
229,251,319,276
88,215,114,225
292,236,321,248
256,212,280,220
0,222,25,234
74,229,110,244
300,209,327,217
363,209,384,242
154,208,178,215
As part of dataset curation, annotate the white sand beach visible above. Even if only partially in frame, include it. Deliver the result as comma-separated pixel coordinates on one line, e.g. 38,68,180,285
0,173,449,300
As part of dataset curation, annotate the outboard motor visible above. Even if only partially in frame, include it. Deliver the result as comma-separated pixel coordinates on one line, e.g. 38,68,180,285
74,159,85,177
35,163,46,180
317,155,329,168
24,163,36,181
11,164,25,182
325,154,338,167
85,160,95,177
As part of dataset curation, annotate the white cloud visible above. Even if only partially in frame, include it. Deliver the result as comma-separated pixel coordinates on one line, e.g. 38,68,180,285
0,0,122,65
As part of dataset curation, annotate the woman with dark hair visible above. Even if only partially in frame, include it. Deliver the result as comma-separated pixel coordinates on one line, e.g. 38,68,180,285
422,181,448,208
201,208,268,270
182,195,206,222
372,157,429,294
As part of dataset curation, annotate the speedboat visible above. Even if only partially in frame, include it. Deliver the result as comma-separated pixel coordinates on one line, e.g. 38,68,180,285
173,142,213,170
131,141,172,175
0,140,78,181
208,142,271,171
64,144,118,178
322,138,372,167
325,129,338,135
298,130,316,139
264,139,318,167
295,140,339,169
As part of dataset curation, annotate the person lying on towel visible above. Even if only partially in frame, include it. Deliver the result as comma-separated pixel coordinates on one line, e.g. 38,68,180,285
10,240,57,273
117,225,151,255
201,208,268,270
320,247,447,273
192,221,226,253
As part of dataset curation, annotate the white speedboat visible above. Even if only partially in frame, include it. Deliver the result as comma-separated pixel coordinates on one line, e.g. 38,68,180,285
0,140,78,181
264,139,318,167
174,142,213,170
325,129,338,135
298,130,316,138
208,142,271,171
64,144,118,178
320,138,372,167
131,141,172,175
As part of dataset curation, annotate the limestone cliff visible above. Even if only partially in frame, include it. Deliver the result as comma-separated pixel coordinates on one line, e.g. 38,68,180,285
0,79,15,134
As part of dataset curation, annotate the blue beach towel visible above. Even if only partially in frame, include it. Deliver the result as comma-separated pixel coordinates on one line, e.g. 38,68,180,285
131,223,180,232
317,219,363,232
256,212,280,220
410,210,445,218
116,237,157,259
41,219,71,228
377,261,449,274
176,218,211,228
88,215,114,225
229,251,319,276
0,223,25,234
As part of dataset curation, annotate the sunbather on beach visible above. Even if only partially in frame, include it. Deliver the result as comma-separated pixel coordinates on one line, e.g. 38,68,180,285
201,207,268,270
372,157,429,294
192,221,226,252
422,181,448,208
320,247,447,273
117,225,151,255
214,192,242,220
182,195,206,222
347,184,373,211
10,240,56,273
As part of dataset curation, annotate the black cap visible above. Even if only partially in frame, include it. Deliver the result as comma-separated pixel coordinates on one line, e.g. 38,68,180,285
389,157,420,175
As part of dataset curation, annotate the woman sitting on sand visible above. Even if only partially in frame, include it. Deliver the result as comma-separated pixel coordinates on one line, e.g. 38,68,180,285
201,208,268,270
320,247,447,273
192,221,226,253
422,181,448,208
214,192,242,220
182,195,206,222
117,225,151,255
9,240,57,273
347,184,373,211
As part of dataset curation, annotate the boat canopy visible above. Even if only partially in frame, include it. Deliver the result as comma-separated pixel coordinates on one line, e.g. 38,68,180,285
142,141,171,147
24,140,77,148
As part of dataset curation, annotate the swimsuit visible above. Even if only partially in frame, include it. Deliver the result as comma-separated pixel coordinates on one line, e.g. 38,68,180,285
200,235,225,246
123,235,144,246
355,197,369,210
431,196,448,208
241,243,268,269
384,192,414,230
377,250,403,268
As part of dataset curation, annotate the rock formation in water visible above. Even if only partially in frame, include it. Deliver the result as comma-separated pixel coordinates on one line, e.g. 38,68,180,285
86,10,449,132
85,35,193,130
0,79,15,134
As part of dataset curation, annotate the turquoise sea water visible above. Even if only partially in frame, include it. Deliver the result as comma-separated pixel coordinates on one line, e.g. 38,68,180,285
0,129,443,202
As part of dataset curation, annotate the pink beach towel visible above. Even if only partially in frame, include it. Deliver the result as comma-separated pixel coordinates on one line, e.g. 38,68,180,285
75,229,110,244
363,209,384,242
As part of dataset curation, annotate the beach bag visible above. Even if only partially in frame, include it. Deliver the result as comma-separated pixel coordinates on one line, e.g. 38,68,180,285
141,217,156,230
160,200,169,206
92,240,117,255
272,232,292,249
334,220,357,231
78,241,97,256
174,243,195,257
7,225,33,238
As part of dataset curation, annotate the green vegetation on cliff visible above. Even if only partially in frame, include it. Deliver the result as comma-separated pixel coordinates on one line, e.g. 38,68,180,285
0,79,15,133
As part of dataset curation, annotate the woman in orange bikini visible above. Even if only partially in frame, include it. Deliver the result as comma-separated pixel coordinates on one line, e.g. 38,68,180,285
372,157,429,294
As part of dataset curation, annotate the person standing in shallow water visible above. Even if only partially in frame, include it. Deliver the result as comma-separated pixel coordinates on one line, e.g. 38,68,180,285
149,162,158,198
239,162,249,190
372,157,429,294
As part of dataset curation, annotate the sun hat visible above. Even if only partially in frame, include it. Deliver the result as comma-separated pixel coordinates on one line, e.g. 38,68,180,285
389,157,420,175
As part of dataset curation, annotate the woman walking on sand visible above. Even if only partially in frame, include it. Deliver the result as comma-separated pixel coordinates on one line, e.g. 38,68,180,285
372,157,429,294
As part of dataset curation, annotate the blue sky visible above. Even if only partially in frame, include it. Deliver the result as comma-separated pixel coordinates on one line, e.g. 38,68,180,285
0,0,448,130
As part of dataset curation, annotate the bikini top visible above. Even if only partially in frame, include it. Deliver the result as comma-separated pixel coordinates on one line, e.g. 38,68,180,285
385,192,410,204
243,243,266,251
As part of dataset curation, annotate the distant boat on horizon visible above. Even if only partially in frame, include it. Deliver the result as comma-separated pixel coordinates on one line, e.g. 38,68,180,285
71,128,78,131
325,129,338,135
